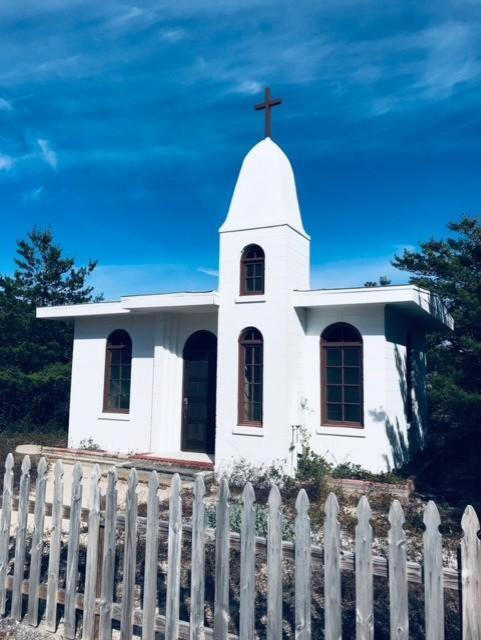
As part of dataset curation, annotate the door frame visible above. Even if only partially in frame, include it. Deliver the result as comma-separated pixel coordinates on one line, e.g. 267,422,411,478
181,330,217,454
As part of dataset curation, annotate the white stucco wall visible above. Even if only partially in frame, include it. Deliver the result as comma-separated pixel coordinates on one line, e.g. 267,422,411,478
149,312,217,454
384,306,427,467
69,315,156,453
69,311,217,455
298,304,426,472
215,224,310,473
301,304,389,471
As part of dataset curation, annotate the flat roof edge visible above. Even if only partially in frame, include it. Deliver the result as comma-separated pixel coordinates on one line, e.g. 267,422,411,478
37,291,220,319
292,285,453,329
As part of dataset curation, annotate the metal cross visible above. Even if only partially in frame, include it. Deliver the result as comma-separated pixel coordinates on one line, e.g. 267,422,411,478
254,87,282,138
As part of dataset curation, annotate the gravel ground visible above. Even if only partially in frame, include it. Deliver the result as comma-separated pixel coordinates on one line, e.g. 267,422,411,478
0,619,46,640
0,619,75,640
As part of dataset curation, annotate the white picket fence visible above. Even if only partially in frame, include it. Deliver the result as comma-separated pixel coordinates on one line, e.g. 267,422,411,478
0,453,480,639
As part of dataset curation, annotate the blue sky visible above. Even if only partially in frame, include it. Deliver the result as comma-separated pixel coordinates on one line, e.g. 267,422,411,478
1,0,480,299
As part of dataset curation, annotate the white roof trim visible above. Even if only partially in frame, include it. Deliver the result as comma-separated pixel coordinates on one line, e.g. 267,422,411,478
122,291,219,310
37,301,128,319
37,291,219,319
293,285,453,329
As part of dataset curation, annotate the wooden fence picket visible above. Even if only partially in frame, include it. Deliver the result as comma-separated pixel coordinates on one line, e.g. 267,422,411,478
295,489,311,640
461,505,481,640
355,495,373,640
0,453,14,616
324,492,341,640
214,477,230,640
239,482,256,640
1,450,481,639
82,464,102,640
64,461,83,639
423,501,444,640
166,473,182,640
99,467,118,640
142,471,160,640
27,457,49,626
45,459,64,632
190,474,206,640
11,455,31,621
388,500,408,640
120,468,138,640
267,484,283,640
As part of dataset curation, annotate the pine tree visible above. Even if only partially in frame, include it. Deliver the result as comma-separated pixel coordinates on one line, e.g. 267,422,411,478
393,215,481,498
0,228,100,432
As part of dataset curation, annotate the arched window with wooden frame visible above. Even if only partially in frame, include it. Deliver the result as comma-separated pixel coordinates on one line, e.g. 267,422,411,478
238,327,263,425
240,244,265,295
321,323,363,427
103,329,132,413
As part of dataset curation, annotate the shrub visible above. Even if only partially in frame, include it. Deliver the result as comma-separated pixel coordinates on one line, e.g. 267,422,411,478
331,461,404,484
223,457,287,491
78,437,104,452
205,498,294,540
295,447,332,483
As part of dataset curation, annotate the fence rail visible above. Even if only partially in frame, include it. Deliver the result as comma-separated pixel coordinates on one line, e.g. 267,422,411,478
0,453,480,639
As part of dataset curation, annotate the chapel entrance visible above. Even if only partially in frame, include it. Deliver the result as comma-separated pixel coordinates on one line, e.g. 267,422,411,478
181,330,217,454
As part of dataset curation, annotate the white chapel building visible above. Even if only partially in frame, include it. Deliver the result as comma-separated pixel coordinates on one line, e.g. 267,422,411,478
37,137,451,473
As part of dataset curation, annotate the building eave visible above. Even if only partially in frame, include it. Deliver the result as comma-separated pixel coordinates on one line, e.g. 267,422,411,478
36,301,128,319
122,291,219,312
292,285,453,330
36,291,220,320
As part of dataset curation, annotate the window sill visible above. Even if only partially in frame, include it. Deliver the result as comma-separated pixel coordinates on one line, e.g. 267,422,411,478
98,413,131,422
235,295,266,304
316,425,366,438
232,425,264,437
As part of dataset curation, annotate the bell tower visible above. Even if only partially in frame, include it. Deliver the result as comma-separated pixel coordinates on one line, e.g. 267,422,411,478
215,127,311,471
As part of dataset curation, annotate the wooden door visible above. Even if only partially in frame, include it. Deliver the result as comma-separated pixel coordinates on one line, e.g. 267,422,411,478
181,331,217,454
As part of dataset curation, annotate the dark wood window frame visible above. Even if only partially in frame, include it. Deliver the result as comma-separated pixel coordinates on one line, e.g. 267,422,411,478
238,327,264,426
103,329,132,414
240,244,265,296
321,323,364,428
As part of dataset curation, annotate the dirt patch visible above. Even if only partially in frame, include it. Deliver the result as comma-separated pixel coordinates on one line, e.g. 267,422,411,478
0,619,49,640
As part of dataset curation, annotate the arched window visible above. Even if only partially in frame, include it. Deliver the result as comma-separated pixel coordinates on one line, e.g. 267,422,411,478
240,244,265,295
103,329,132,413
321,323,363,426
238,327,263,425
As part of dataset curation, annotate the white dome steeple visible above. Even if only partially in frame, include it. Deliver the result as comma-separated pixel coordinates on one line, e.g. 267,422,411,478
220,138,308,238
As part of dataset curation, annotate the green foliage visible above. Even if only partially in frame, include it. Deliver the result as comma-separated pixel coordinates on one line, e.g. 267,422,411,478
0,228,100,433
205,498,295,540
295,446,333,482
225,457,287,490
79,437,104,451
393,215,481,502
363,275,392,287
225,449,404,495
331,462,404,484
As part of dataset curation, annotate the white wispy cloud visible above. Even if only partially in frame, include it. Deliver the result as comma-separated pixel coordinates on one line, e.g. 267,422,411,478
416,22,481,99
37,139,58,168
197,267,219,277
235,80,262,96
0,97,12,111
0,154,13,170
105,5,143,29
159,28,186,43
22,185,44,202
